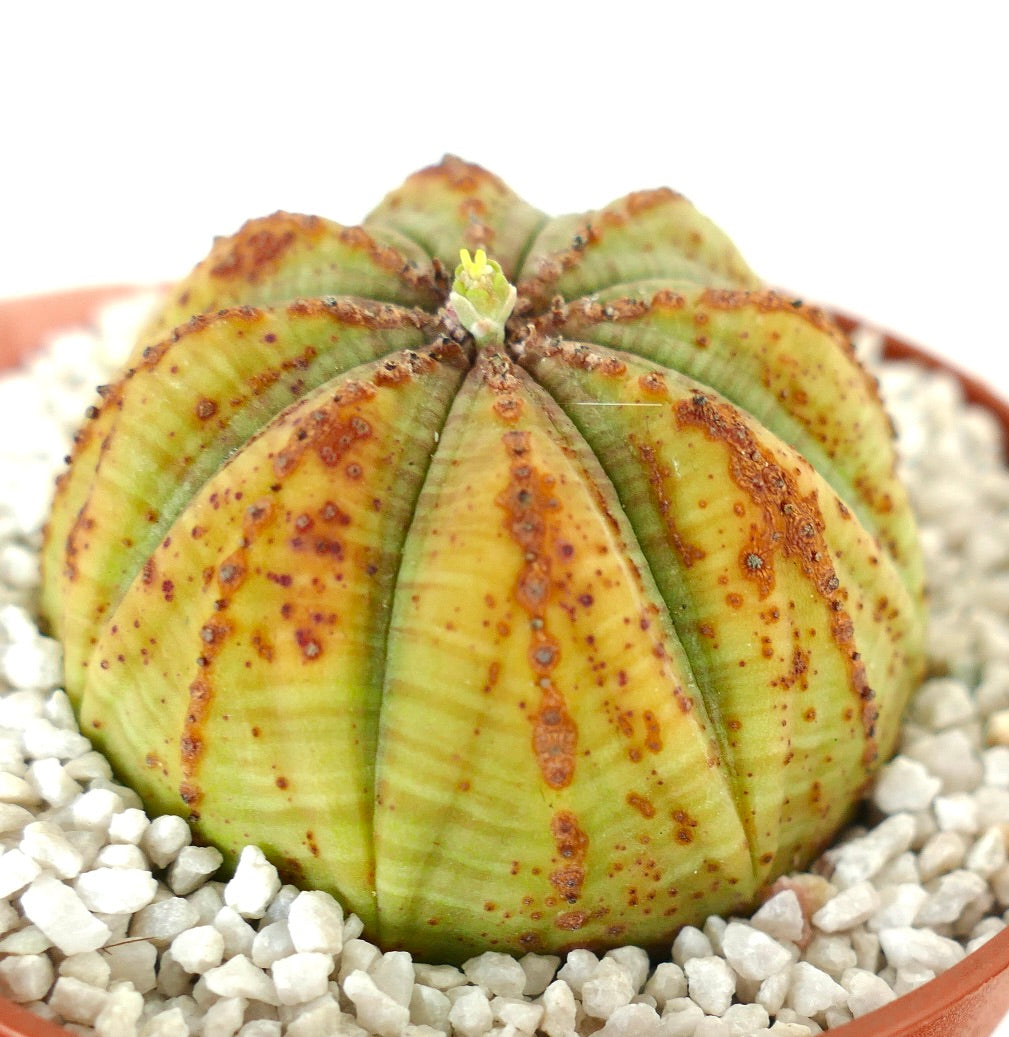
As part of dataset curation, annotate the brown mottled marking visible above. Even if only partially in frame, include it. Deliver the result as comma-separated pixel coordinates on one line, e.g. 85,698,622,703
549,809,589,917
635,439,707,568
209,214,322,282
178,495,277,805
497,429,578,789
676,392,878,764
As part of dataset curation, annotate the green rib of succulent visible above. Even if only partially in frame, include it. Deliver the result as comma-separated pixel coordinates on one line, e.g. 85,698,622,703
43,156,925,961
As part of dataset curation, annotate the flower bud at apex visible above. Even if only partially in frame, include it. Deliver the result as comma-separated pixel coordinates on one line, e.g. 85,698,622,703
449,248,517,347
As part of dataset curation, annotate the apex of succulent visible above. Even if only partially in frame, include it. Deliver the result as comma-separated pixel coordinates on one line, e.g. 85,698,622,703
449,248,517,347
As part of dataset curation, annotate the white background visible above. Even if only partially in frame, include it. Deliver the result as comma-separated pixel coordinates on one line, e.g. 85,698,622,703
2,1,1009,1030
3,3,1008,395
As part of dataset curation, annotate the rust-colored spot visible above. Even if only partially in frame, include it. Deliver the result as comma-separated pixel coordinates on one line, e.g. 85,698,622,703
554,910,588,931
272,381,377,478
195,398,218,421
498,429,578,789
627,792,656,818
549,809,589,910
635,440,706,567
676,392,878,763
209,215,316,282
296,629,322,660
276,776,288,789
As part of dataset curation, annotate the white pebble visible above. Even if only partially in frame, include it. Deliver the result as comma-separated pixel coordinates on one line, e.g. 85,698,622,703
287,888,344,955
93,842,149,870
203,954,278,1005
917,830,968,880
811,881,880,932
786,961,849,1017
872,756,942,813
20,872,111,953
26,757,80,807
251,921,295,969
755,969,791,1016
171,925,226,974
538,979,577,1037
371,950,414,1007
344,969,411,1037
894,963,936,995
934,792,980,834
827,813,916,887
214,905,256,957
202,995,247,1037
581,955,636,1018
721,921,793,981
59,950,111,988
878,926,966,972
910,677,976,730
915,869,989,926
130,896,201,943
94,983,144,1037
672,926,713,965
63,750,114,784
168,844,224,895
272,951,333,1005
683,955,735,1017
0,952,55,1002
867,883,929,931
967,826,1008,875
556,947,598,993
462,951,527,998
597,1001,660,1037
842,966,898,1017
518,952,559,997
447,986,494,1037
722,1002,771,1033
750,889,806,944
224,846,282,919
140,813,192,869
803,933,857,978
659,998,704,1037
104,939,158,993
643,961,687,1007
48,974,108,1024
606,946,649,992
2,636,63,691
107,807,150,845
411,983,451,1031
0,847,41,897
75,867,159,913
492,994,543,1033
0,771,39,806
70,787,124,831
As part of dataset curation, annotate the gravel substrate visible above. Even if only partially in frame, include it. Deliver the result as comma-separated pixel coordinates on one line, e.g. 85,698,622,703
2,296,1009,1037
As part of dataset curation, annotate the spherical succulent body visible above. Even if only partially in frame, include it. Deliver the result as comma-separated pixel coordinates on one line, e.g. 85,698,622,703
42,157,925,963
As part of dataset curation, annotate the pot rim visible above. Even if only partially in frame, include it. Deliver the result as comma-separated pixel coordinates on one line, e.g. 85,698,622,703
1,287,1007,1037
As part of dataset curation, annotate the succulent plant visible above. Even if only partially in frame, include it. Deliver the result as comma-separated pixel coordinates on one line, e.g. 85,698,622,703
42,156,925,963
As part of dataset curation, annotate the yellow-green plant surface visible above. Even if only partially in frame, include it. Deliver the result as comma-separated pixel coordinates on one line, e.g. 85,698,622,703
42,157,925,963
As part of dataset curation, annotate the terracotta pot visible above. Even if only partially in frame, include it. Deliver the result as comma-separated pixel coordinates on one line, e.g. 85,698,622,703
1,288,1008,1037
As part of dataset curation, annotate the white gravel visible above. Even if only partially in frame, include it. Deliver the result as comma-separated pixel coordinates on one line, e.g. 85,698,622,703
2,297,1009,1035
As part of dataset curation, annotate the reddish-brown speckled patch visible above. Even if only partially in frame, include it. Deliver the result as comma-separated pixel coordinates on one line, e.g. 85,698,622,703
497,429,577,789
676,392,878,764
635,440,707,568
209,214,321,283
178,499,276,805
550,810,589,912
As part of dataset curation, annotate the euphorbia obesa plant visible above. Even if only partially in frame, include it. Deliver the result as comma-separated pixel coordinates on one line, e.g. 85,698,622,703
42,156,925,963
